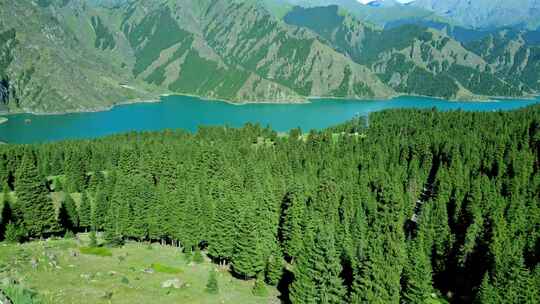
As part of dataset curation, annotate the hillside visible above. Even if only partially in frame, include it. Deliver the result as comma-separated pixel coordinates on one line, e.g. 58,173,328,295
0,0,538,113
411,0,540,30
465,30,540,92
284,6,527,99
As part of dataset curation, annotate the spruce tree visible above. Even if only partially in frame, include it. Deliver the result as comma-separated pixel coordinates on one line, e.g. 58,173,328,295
0,189,10,240
59,194,79,232
401,238,434,304
232,204,266,279
265,242,284,286
3,222,24,243
290,225,346,304
89,230,98,247
64,151,86,192
280,187,306,261
15,151,57,237
93,186,108,230
252,272,269,297
0,158,7,191
208,190,237,264
205,269,219,294
78,191,92,231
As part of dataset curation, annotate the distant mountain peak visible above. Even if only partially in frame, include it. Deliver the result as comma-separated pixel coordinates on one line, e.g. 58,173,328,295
363,0,400,8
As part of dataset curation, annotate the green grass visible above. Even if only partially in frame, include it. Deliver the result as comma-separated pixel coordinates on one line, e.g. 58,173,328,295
151,263,183,274
0,234,278,303
2,283,45,304
80,246,113,257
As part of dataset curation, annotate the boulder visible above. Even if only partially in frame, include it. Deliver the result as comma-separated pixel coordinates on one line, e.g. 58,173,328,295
161,278,183,289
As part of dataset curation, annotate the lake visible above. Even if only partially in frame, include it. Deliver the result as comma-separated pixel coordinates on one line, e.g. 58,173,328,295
1,95,539,144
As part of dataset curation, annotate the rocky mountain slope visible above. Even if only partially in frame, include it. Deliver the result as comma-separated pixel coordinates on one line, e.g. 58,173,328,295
465,30,540,92
284,5,529,99
0,0,538,113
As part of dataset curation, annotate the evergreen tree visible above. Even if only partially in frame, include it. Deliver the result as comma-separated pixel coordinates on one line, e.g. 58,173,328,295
89,230,98,247
265,242,284,286
0,158,7,191
232,204,266,279
93,186,108,230
208,189,237,264
64,151,86,192
15,151,57,237
205,269,219,294
59,194,79,232
78,191,92,231
252,272,269,297
3,222,24,243
0,188,10,240
280,186,306,261
401,238,434,304
193,247,204,264
290,225,346,304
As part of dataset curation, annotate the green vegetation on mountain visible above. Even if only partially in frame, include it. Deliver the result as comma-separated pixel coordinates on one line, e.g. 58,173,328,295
284,6,528,99
465,30,540,92
91,16,116,51
1,105,539,303
0,0,537,113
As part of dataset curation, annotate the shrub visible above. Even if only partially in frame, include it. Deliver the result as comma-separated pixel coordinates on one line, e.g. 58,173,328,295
80,246,112,257
151,263,182,274
120,276,130,284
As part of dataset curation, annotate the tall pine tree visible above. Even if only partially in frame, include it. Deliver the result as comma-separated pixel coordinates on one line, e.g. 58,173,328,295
15,150,57,237
290,224,346,304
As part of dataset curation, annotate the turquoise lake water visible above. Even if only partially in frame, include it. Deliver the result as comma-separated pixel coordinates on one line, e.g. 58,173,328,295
1,95,539,144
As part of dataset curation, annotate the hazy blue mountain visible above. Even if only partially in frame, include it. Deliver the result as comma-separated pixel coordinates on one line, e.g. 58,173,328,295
274,0,436,26
87,0,131,7
410,0,540,29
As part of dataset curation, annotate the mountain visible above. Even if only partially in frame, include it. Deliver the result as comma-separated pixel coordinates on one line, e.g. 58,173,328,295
410,0,540,29
0,0,394,113
465,30,540,92
267,0,437,27
0,0,148,113
0,0,538,113
284,5,526,99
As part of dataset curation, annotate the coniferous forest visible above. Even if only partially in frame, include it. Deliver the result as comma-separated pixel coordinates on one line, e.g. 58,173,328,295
1,106,539,303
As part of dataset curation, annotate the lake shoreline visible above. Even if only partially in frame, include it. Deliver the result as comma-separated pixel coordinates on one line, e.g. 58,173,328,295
3,95,539,144
0,92,538,117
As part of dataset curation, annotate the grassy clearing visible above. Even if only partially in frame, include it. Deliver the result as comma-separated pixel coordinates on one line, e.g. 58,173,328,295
79,246,113,257
0,234,279,304
151,263,183,274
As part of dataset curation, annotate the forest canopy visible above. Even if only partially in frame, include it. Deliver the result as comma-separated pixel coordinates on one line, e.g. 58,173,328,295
1,105,539,303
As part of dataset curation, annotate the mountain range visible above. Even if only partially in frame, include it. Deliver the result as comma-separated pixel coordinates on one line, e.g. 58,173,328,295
0,0,539,113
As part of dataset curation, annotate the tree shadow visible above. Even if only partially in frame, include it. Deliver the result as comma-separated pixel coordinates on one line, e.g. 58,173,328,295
277,268,293,304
